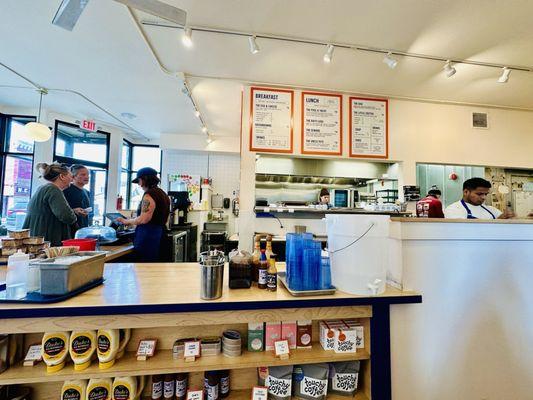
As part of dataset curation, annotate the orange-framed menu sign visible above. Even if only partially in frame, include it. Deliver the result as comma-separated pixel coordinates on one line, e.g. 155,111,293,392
301,92,342,155
250,87,294,153
349,97,389,159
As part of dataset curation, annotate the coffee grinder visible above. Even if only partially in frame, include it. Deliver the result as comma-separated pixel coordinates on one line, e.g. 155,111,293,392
169,191,191,227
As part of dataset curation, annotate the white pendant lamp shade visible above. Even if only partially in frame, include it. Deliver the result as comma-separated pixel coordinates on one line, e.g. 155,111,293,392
25,89,52,142
24,122,52,142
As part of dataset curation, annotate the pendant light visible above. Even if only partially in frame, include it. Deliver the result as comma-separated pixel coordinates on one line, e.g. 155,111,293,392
25,89,52,142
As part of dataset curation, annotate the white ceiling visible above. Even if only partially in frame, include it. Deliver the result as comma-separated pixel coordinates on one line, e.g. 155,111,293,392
2,0,533,139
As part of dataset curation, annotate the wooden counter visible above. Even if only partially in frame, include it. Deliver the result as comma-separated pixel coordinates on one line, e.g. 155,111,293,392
99,242,134,261
391,216,533,223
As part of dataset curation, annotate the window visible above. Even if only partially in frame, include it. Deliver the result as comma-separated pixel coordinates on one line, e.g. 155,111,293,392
119,140,162,210
0,114,36,229
53,120,110,225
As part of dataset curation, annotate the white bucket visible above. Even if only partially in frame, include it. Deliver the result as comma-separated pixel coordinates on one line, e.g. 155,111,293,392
326,214,389,295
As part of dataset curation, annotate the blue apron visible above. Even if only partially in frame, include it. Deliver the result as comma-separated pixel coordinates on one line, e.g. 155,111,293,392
460,199,496,219
133,223,163,262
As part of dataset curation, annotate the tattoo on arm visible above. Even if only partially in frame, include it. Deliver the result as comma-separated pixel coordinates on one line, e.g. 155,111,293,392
141,199,150,213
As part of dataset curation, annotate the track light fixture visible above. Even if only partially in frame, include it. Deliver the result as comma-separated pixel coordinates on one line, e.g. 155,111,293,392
323,44,334,63
206,136,213,144
182,27,193,48
248,36,260,54
201,126,208,133
383,52,398,69
443,60,456,77
498,67,511,83
194,110,200,118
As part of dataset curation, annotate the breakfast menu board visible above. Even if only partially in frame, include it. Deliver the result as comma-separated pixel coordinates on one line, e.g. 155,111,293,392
349,97,388,158
301,92,342,155
250,87,293,153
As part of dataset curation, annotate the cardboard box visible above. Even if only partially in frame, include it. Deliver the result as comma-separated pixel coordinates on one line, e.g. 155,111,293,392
281,321,297,349
248,322,264,352
296,320,312,349
265,322,282,351
319,320,343,351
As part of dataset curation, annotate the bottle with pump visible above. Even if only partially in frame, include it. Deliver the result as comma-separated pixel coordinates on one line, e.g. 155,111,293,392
6,250,29,299
266,258,277,291
257,250,268,289
251,235,261,283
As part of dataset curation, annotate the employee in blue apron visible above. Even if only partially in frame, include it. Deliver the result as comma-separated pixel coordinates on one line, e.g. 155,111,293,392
444,177,514,219
117,167,171,262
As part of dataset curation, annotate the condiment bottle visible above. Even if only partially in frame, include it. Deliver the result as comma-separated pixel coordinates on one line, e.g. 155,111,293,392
61,380,87,400
163,374,175,399
266,258,277,291
175,373,188,400
112,376,145,400
265,235,275,260
251,235,261,283
257,249,268,289
69,330,96,371
86,378,112,400
6,250,29,299
151,375,163,400
42,331,70,373
97,329,131,369
204,371,219,400
219,370,230,398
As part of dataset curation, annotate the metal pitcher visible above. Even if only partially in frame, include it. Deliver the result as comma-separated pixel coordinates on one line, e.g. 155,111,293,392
199,250,225,300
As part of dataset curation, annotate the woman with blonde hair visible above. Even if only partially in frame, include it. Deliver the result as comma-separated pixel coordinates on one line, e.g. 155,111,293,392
23,163,77,246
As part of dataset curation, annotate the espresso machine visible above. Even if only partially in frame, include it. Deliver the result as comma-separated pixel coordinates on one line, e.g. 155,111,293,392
168,191,198,262
169,191,190,226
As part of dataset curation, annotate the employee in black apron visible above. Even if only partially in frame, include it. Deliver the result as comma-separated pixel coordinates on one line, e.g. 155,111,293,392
444,177,514,219
117,167,171,262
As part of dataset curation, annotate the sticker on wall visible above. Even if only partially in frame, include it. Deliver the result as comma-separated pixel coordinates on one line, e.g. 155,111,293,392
250,87,294,153
301,92,342,155
349,97,388,159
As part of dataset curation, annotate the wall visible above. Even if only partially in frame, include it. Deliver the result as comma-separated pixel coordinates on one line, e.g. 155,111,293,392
162,150,241,235
238,86,533,250
160,133,239,154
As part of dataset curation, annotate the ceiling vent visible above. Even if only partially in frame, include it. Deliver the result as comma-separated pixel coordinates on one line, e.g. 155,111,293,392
472,112,489,129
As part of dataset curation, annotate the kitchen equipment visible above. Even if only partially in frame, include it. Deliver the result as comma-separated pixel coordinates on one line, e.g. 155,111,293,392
32,251,105,296
169,191,191,227
199,250,225,300
75,224,117,245
172,231,187,262
171,224,198,262
294,225,307,234
330,189,358,208
201,231,226,253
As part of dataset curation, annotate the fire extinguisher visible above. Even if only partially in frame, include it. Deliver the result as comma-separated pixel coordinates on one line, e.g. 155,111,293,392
116,194,123,210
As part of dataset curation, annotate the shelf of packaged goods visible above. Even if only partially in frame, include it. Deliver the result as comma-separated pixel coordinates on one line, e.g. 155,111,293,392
0,345,370,385
223,390,369,400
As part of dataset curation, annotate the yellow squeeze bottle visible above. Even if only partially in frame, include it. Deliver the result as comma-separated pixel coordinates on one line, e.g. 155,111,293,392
61,380,88,400
42,331,70,373
69,330,96,371
97,329,131,369
86,378,112,400
112,376,145,400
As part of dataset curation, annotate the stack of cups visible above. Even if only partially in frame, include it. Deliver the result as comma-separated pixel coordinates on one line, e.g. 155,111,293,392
222,330,242,357
286,233,303,291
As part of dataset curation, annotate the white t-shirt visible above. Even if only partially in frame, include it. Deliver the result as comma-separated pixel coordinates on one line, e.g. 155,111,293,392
444,201,502,219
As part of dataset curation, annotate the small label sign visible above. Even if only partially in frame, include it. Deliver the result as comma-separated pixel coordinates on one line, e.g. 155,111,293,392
184,341,201,360
251,386,268,400
23,344,42,366
136,339,157,360
187,390,203,400
274,339,290,359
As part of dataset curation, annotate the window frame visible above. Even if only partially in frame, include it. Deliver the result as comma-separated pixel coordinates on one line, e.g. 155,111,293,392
121,139,162,209
52,119,111,223
0,113,36,225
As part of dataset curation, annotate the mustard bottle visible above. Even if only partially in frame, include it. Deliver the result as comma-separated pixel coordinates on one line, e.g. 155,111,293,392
112,376,145,400
42,331,70,373
69,330,96,371
87,378,112,400
97,329,131,369
61,380,88,400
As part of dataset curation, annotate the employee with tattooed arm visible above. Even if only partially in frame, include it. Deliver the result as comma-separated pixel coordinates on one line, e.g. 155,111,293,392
117,167,170,262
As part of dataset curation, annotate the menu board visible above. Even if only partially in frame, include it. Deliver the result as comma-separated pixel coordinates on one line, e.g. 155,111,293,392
250,87,293,153
301,92,342,155
349,97,388,158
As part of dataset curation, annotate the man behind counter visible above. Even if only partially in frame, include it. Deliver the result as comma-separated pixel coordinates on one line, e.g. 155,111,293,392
444,177,514,220
63,164,92,230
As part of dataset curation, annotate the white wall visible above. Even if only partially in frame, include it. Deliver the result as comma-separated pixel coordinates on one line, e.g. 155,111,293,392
160,133,239,154
162,150,241,235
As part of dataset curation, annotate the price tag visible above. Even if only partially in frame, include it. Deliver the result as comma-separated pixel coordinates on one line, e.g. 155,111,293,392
251,386,268,400
264,207,270,213
23,344,42,366
187,390,203,400
183,341,201,361
274,339,290,359
136,339,157,360
288,208,295,213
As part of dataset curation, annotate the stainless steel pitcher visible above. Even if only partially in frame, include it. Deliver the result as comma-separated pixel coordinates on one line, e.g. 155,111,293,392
199,250,225,300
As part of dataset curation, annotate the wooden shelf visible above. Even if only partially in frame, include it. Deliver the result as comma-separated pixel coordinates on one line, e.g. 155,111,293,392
0,346,369,385
208,390,369,400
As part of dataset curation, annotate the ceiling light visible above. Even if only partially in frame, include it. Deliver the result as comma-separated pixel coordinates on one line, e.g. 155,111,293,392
206,136,213,144
323,44,334,63
182,27,193,48
498,67,511,83
25,89,51,142
443,60,456,77
248,36,260,54
120,112,137,119
194,110,200,118
383,52,398,69
202,126,208,133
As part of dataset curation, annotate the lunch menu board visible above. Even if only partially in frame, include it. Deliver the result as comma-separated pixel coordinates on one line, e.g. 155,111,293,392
250,87,294,153
349,97,388,158
301,92,342,155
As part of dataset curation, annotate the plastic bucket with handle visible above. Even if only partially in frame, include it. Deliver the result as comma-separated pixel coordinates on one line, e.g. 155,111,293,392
326,214,390,295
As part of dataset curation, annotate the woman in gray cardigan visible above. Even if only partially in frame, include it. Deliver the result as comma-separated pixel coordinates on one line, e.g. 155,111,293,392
23,163,77,246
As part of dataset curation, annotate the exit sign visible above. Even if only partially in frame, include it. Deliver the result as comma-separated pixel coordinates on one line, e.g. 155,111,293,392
81,120,96,132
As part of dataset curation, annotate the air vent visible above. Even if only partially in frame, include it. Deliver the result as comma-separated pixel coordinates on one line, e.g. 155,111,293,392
472,112,489,129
